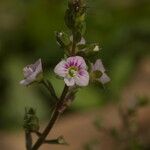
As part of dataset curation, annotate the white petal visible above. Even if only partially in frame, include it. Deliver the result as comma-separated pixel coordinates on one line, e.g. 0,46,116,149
93,59,105,73
20,79,30,86
20,73,37,86
54,60,67,77
99,73,110,84
23,67,33,78
35,58,43,73
23,59,43,78
64,78,75,86
74,70,89,86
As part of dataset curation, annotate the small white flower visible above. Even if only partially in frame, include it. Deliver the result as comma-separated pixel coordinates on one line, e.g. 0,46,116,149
91,59,110,84
20,59,43,86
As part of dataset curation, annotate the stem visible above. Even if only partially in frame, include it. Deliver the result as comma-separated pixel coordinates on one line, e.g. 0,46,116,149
32,85,69,150
71,32,77,55
41,80,58,101
25,131,32,150
34,131,42,137
32,13,76,149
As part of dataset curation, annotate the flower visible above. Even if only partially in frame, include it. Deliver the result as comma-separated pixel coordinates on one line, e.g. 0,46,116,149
20,59,43,86
91,59,110,84
54,56,89,86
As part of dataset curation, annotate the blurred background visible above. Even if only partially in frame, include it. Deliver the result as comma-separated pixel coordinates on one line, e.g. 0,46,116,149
0,0,150,150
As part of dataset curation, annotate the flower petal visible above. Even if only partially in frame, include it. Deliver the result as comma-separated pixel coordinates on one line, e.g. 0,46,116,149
99,73,110,84
20,79,29,86
67,56,87,69
74,70,89,86
54,60,67,77
23,66,33,78
93,59,105,73
34,58,43,74
64,78,75,86
20,59,43,86
23,59,43,78
20,78,33,86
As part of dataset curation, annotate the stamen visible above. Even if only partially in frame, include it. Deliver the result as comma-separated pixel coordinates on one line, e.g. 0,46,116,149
68,66,78,77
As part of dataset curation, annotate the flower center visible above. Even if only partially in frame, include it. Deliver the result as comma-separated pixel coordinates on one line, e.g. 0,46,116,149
92,70,102,79
68,66,78,77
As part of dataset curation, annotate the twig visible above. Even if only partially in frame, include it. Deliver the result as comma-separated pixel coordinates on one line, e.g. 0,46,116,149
41,80,58,101
31,85,69,150
25,131,32,150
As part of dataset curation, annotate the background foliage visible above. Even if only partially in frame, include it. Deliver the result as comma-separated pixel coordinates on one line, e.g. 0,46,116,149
0,0,150,129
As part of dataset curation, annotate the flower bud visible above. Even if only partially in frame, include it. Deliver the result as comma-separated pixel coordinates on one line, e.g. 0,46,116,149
65,0,86,40
56,31,71,50
91,59,110,84
23,108,39,132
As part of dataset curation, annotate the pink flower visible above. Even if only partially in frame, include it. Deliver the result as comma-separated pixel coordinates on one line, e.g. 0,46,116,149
20,59,43,86
54,56,89,86
91,59,110,84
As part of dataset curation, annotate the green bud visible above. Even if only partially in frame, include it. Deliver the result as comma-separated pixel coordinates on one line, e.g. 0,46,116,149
65,0,86,37
56,31,71,49
57,136,67,144
68,0,86,14
23,107,39,132
78,43,100,52
77,43,100,60
45,136,68,145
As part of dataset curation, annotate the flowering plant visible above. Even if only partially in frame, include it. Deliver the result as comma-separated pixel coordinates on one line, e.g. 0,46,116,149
20,0,110,150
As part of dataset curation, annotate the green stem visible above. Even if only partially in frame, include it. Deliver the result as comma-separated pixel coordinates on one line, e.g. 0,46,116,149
71,32,77,55
32,85,69,150
41,80,58,101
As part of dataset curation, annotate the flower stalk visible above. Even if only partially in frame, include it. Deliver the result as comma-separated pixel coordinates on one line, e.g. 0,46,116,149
25,131,32,150
20,0,110,150
32,85,69,150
